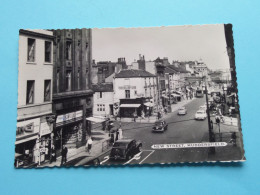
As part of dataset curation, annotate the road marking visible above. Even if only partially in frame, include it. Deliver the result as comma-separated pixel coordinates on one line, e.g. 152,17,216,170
123,151,142,165
100,156,109,165
139,150,155,164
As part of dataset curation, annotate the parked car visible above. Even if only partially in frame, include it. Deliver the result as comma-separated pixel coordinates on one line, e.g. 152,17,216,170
195,110,207,120
199,105,207,111
63,156,100,166
109,139,142,161
178,107,187,115
152,120,168,132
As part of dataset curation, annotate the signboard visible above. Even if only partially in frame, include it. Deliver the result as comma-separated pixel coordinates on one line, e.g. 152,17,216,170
118,85,136,90
151,142,227,149
56,110,83,124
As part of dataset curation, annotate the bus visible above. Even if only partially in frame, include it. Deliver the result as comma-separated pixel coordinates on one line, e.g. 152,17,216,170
196,89,204,98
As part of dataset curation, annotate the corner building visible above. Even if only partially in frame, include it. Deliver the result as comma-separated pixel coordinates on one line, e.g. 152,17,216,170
52,29,93,152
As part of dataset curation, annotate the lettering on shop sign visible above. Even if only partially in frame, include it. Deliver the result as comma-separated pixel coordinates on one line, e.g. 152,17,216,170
118,85,136,90
151,142,228,149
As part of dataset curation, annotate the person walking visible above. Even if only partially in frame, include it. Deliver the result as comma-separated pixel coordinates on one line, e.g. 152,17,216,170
115,129,119,141
60,145,68,166
50,145,56,164
86,137,93,154
118,126,123,140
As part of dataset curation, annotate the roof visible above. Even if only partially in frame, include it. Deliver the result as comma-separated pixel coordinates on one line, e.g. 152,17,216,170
165,66,177,74
92,82,113,92
167,65,190,73
115,139,134,143
115,69,156,78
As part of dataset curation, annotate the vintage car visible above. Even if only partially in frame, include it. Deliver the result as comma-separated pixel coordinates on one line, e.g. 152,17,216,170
195,110,207,120
152,120,168,132
109,139,142,161
178,107,187,115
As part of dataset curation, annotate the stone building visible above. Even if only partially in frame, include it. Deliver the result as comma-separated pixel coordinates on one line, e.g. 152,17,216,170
52,29,93,152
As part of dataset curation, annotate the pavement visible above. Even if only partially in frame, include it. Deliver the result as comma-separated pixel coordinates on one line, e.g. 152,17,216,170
38,130,112,167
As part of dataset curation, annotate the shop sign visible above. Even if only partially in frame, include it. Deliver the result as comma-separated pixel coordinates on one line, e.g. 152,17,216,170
118,85,136,90
56,110,83,124
16,118,40,137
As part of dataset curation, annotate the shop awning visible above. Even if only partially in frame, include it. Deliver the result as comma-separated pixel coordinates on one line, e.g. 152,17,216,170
120,104,141,108
144,102,154,107
15,135,38,145
86,117,106,123
171,94,181,97
161,95,169,99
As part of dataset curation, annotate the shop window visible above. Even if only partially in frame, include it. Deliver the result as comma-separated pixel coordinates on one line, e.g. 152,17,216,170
77,69,81,90
26,80,35,104
65,41,72,60
44,80,51,102
66,70,72,91
44,41,52,63
27,38,35,62
56,70,59,93
125,90,130,98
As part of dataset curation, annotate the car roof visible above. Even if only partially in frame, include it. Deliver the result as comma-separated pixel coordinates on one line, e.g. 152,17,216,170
115,139,134,143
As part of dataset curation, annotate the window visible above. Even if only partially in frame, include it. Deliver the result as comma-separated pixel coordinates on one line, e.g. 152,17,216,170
27,38,35,62
65,41,72,60
44,80,51,102
77,70,81,90
56,70,59,93
26,80,35,104
45,41,52,62
100,92,102,98
125,90,130,98
103,104,105,111
66,70,72,91
97,104,99,111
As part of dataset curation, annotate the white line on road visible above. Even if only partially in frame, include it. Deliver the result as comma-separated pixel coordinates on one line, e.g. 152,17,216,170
100,156,109,165
123,151,142,165
139,150,155,164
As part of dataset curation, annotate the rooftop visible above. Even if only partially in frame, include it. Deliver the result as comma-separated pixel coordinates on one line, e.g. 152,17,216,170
92,82,113,92
115,69,156,78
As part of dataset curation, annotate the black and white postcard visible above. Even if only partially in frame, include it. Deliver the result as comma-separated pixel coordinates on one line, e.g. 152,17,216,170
15,24,245,168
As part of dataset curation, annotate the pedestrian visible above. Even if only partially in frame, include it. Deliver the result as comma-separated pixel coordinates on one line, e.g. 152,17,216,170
110,133,115,144
118,126,123,139
50,145,56,163
133,112,137,122
60,145,68,166
115,129,119,141
86,137,93,154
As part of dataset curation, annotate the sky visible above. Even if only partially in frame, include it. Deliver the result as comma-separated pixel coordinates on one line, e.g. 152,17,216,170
92,24,231,71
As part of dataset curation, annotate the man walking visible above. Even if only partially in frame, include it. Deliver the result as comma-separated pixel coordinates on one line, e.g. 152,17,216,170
86,137,93,154
60,145,68,166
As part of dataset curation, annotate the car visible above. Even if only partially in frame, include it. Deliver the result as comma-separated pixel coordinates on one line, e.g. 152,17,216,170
178,107,187,115
109,139,142,161
152,120,168,132
199,105,207,111
63,156,100,166
195,110,207,120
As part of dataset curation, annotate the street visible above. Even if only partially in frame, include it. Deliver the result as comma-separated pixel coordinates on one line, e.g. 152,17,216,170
95,97,243,165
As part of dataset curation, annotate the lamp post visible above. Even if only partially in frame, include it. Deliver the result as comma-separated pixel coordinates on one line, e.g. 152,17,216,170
202,77,215,154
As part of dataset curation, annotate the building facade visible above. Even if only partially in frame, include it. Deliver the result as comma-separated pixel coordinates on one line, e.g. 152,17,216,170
114,69,157,117
92,83,114,117
52,29,93,152
16,29,54,167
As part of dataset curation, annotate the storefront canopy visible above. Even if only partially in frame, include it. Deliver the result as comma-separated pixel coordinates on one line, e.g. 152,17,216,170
15,135,38,145
86,116,106,123
120,104,141,108
144,102,154,107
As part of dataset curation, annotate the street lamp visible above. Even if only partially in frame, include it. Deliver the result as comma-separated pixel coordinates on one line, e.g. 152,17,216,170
202,77,215,154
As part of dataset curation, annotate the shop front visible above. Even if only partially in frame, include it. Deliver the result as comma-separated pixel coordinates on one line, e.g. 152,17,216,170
15,118,40,168
54,110,84,153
